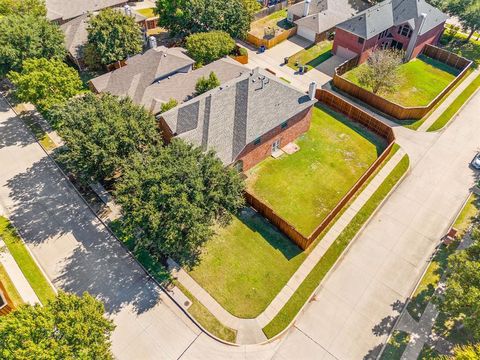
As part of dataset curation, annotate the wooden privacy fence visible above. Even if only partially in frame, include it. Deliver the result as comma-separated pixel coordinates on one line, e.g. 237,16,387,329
245,90,396,250
332,44,473,120
247,26,297,49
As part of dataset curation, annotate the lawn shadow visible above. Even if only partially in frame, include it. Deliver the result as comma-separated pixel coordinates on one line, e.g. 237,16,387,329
316,103,388,156
5,156,161,316
306,50,333,69
239,207,303,261
417,54,461,77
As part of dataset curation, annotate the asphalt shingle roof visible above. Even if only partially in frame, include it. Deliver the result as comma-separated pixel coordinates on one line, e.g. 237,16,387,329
46,0,127,21
336,0,448,39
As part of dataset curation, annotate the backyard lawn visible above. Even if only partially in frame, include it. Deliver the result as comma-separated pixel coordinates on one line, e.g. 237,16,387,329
287,41,333,71
246,105,386,236
188,208,306,318
135,8,156,18
343,55,460,107
249,9,293,38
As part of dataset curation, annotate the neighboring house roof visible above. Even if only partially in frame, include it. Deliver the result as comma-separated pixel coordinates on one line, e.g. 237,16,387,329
336,0,448,40
161,68,317,165
295,8,346,34
288,0,328,18
90,46,195,105
46,0,127,21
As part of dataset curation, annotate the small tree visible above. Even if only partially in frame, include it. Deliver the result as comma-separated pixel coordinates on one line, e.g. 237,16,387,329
357,49,403,94
242,0,262,17
186,31,236,65
160,98,178,113
87,8,143,67
115,139,245,266
51,93,162,183
8,58,83,114
0,14,65,77
195,72,220,95
0,0,46,17
0,292,115,359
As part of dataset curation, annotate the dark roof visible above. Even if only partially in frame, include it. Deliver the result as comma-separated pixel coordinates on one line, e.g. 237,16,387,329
294,8,347,34
161,68,317,165
336,0,448,39
46,0,127,21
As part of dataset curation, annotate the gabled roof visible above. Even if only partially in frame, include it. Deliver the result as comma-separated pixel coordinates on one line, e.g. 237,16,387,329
46,0,127,21
294,8,347,34
288,0,329,18
161,68,317,165
89,47,195,105
336,0,448,40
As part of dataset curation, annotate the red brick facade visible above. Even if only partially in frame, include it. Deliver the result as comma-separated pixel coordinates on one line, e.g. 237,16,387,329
333,22,446,64
235,107,313,171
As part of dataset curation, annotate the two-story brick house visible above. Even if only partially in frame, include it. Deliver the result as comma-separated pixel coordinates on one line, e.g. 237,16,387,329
332,0,449,63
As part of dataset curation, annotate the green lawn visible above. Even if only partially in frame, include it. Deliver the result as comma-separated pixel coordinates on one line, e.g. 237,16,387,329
441,31,480,68
135,8,156,18
427,74,480,132
188,209,306,318
22,116,56,151
380,330,410,360
249,9,293,38
453,193,480,234
0,264,23,308
343,55,459,107
0,217,56,305
263,154,410,338
287,41,333,71
246,105,386,236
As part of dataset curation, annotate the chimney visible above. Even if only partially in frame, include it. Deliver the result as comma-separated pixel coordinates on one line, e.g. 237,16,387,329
303,0,311,17
405,13,427,61
124,4,132,17
148,36,157,49
308,81,317,100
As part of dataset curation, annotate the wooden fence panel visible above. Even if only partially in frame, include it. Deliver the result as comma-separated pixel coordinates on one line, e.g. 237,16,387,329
247,27,297,49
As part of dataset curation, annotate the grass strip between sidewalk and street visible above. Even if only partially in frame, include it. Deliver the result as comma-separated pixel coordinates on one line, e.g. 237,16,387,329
263,154,410,338
427,74,480,132
174,281,237,343
0,216,56,305
0,263,23,307
379,330,411,360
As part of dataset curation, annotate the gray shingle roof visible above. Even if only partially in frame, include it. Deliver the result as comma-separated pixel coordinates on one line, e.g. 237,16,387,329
89,47,195,105
161,68,317,165
336,0,448,39
46,0,127,21
60,13,89,61
288,0,329,18
295,8,347,34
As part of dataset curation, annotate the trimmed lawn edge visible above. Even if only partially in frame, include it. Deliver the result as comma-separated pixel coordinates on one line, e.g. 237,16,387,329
174,281,237,343
263,153,410,339
427,74,480,132
0,217,56,305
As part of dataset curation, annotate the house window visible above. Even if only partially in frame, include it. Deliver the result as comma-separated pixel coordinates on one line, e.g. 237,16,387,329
377,29,388,40
358,37,365,44
391,40,404,50
281,121,288,129
398,25,413,38
254,137,261,146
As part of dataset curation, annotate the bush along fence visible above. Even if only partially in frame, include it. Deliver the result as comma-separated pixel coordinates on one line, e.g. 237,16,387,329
332,44,473,120
245,90,396,250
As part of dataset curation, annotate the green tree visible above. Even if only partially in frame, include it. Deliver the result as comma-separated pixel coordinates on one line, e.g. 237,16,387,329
242,0,261,17
0,14,65,77
0,0,46,17
186,31,236,65
438,229,480,341
8,58,83,114
87,8,143,66
195,72,220,95
115,139,245,266
155,0,251,39
446,343,480,359
440,0,480,41
0,292,115,359
50,93,162,183
358,49,403,94
160,98,178,113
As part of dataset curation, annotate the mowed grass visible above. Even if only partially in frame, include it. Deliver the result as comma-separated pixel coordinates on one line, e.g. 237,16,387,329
453,193,480,234
188,208,305,318
0,264,23,308
287,41,333,71
136,8,156,18
246,105,385,236
343,55,459,107
0,217,56,304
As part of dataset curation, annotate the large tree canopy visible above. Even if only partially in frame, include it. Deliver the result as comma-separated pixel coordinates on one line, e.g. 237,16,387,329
51,93,161,183
0,0,46,17
440,0,480,40
8,58,83,114
87,8,143,66
0,14,65,77
155,0,251,38
438,228,480,341
115,139,245,266
185,31,236,65
0,292,115,359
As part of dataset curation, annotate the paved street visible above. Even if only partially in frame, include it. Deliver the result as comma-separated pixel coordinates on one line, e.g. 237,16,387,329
0,87,479,360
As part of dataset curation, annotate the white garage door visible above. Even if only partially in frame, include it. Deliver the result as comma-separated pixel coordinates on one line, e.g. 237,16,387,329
335,45,358,60
297,26,316,42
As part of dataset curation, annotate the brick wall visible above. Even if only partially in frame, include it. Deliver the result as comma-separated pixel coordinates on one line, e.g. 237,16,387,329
410,22,445,59
236,107,313,171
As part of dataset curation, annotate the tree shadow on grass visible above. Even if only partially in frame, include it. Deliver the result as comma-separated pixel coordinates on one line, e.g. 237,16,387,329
5,157,161,315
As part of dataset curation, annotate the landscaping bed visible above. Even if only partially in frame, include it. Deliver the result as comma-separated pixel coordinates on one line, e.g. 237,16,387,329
287,41,333,71
246,105,386,236
248,9,293,39
342,55,460,107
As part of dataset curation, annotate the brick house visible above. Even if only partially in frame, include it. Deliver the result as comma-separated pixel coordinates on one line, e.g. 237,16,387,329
332,0,448,63
159,68,317,171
